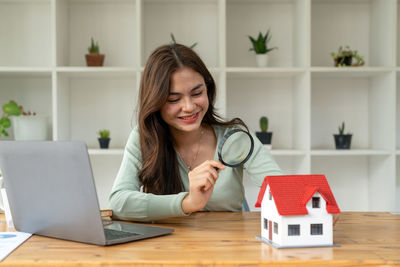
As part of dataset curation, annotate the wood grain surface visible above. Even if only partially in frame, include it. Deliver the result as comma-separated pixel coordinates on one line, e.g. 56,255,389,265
1,212,399,266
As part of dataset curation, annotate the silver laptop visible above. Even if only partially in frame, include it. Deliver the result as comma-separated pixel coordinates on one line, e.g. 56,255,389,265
0,141,173,246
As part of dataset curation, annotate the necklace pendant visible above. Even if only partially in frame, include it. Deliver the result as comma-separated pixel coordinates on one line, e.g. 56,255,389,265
180,125,204,172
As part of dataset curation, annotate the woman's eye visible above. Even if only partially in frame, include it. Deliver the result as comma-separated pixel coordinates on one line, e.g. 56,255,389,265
167,98,179,103
192,90,203,96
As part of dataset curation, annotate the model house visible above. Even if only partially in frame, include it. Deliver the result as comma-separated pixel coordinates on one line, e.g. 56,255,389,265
255,175,340,248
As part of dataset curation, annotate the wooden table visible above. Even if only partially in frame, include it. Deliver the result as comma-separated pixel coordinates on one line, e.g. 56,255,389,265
1,212,400,266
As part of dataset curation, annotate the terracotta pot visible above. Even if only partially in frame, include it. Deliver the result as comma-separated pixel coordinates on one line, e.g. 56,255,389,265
85,54,105,67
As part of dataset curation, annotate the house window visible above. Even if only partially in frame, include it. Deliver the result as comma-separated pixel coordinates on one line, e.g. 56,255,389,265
274,222,278,234
269,190,272,200
312,197,320,208
288,225,300,236
264,218,268,230
311,224,323,235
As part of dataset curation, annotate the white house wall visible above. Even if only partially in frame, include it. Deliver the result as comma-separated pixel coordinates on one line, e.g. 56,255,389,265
261,185,282,245
281,192,332,247
261,188,333,247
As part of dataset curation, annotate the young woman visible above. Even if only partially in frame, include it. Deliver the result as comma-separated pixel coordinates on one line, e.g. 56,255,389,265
109,44,283,222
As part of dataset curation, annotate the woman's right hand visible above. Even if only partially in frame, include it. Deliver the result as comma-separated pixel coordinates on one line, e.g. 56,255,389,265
181,160,226,214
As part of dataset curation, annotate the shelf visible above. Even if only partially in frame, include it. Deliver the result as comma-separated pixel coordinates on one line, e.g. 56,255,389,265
56,67,137,78
311,72,395,151
227,0,308,68
0,67,52,78
226,67,306,78
311,0,396,67
269,149,307,156
312,155,395,211
142,0,220,68
227,72,309,151
55,76,136,147
88,149,124,156
311,67,394,78
1,0,399,212
0,74,53,140
397,73,400,149
55,0,137,67
311,149,392,156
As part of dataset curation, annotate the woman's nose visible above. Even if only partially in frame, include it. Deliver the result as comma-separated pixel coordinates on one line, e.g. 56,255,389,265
182,97,195,111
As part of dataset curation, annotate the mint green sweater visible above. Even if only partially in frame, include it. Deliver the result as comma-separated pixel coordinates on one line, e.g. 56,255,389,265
109,125,283,221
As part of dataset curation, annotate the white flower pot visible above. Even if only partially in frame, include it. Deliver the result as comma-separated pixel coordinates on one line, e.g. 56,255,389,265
12,116,48,140
256,54,268,68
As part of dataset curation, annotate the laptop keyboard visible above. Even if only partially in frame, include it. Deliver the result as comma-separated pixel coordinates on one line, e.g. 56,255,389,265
104,228,141,241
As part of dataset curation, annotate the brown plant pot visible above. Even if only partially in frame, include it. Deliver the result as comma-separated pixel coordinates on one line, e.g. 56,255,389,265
85,54,105,67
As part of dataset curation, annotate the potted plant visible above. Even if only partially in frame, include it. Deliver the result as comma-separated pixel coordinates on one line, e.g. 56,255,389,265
0,100,21,138
170,33,197,49
85,37,105,67
248,30,277,67
334,122,352,149
98,129,111,149
0,100,48,140
256,116,273,148
331,46,365,67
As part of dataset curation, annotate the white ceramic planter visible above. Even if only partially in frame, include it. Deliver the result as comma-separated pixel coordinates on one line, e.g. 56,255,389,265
12,116,48,140
256,54,268,67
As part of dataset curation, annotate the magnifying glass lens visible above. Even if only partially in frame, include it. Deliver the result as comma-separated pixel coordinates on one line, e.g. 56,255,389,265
219,130,253,167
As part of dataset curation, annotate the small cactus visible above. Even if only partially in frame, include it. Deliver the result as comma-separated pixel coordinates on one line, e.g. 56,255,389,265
259,116,268,132
88,37,100,54
98,129,110,139
338,122,345,135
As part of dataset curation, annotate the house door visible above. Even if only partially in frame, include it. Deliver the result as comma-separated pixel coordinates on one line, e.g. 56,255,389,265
269,221,272,241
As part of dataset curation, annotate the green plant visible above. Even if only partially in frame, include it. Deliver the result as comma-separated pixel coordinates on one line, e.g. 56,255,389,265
0,100,22,138
338,121,345,135
88,37,100,54
98,129,110,139
170,33,197,49
0,101,37,139
248,30,277,55
331,45,365,67
259,116,269,132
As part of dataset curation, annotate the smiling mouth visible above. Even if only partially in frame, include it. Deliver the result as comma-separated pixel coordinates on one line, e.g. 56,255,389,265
179,112,199,120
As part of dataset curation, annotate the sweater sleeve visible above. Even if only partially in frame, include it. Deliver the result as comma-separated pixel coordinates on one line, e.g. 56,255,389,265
242,131,284,186
108,128,189,222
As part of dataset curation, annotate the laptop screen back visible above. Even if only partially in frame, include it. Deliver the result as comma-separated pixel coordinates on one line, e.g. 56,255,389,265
0,141,106,245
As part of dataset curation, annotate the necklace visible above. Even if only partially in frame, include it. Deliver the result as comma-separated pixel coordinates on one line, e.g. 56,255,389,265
180,126,204,171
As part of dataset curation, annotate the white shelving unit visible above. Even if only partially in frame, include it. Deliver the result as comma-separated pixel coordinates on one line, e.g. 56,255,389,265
0,0,399,212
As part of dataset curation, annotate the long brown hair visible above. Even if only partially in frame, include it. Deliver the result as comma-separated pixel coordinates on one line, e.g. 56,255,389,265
138,44,246,194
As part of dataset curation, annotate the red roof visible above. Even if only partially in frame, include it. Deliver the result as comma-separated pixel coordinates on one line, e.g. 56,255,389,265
255,175,340,215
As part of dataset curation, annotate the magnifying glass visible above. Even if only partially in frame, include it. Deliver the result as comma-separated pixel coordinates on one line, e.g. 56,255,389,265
217,129,254,168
